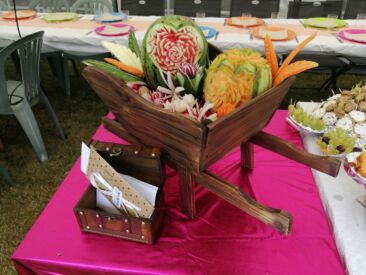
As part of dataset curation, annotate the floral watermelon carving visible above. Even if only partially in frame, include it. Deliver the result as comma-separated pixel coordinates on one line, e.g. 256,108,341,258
142,15,208,90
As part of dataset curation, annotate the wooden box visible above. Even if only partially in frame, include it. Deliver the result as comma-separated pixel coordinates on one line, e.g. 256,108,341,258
74,141,165,244
82,44,341,235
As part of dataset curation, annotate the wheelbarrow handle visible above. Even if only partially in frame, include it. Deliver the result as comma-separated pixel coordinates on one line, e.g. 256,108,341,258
251,131,341,177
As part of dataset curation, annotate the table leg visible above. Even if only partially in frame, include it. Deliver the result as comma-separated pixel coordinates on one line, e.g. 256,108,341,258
178,166,196,218
241,142,254,170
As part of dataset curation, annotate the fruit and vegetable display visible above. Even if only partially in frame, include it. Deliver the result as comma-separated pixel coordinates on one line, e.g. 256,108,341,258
317,128,355,156
310,83,366,148
83,15,318,123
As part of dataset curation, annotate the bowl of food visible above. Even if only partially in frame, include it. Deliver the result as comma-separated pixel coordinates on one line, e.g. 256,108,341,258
317,128,355,159
287,104,326,134
344,151,366,188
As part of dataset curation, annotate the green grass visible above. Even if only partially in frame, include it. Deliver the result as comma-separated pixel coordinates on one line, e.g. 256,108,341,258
0,60,364,274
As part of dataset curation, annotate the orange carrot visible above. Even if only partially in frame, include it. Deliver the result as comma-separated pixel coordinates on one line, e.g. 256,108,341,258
264,35,278,80
217,103,235,118
273,60,318,87
104,58,144,78
276,32,317,78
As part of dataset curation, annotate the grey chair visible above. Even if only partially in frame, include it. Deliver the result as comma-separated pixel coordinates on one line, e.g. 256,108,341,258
29,0,70,12
0,0,11,50
344,0,366,19
120,0,164,16
28,0,71,96
230,0,280,18
174,0,221,17
0,0,8,10
0,139,15,186
0,31,65,162
70,0,113,14
0,165,15,185
287,0,343,18
57,0,115,96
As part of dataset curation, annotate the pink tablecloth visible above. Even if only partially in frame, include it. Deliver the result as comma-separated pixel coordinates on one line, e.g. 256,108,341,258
12,110,345,275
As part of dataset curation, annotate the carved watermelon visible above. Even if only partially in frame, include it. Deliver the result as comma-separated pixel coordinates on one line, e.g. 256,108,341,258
141,15,208,89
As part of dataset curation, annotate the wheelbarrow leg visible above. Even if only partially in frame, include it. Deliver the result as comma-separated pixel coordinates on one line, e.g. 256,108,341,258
178,166,196,218
241,142,254,170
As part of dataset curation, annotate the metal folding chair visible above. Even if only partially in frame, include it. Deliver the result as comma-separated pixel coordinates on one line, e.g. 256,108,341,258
120,0,164,16
230,0,280,18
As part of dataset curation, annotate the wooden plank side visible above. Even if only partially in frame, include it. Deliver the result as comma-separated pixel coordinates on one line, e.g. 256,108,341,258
201,77,295,170
83,67,205,172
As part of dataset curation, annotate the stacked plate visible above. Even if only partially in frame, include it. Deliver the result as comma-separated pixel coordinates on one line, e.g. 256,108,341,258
303,17,347,29
2,10,37,20
338,29,366,44
43,12,79,23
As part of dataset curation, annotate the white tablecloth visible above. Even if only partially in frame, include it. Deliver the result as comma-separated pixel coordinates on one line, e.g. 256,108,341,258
0,16,365,56
300,131,366,275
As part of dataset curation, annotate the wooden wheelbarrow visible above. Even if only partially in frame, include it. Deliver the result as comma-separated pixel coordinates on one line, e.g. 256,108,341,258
82,48,341,235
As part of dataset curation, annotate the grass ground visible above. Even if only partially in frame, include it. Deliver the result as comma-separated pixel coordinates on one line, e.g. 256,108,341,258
0,60,364,274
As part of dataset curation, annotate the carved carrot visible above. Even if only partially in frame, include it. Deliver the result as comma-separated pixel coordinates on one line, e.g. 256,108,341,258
273,60,318,87
104,58,144,78
264,35,278,79
276,32,317,78
217,103,235,117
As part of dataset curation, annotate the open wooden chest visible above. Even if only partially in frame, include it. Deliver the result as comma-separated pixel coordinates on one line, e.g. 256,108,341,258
74,140,165,244
82,44,341,235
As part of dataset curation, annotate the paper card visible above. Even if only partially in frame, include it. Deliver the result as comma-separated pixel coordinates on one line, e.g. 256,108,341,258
96,189,121,215
121,174,158,207
86,148,154,218
80,142,90,174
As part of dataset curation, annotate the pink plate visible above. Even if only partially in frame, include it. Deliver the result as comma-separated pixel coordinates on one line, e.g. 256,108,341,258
338,29,366,44
94,23,134,37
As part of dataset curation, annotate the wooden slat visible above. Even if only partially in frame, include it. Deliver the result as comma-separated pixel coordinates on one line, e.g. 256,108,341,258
178,165,196,218
251,131,341,177
194,170,292,234
241,142,254,170
201,77,295,170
